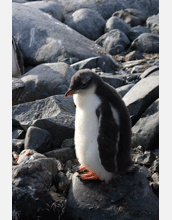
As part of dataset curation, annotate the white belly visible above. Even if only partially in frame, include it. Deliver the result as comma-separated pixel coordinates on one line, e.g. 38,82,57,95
73,92,113,182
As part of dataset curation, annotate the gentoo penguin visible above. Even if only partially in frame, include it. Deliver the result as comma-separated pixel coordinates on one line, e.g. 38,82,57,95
12,36,24,78
65,69,133,183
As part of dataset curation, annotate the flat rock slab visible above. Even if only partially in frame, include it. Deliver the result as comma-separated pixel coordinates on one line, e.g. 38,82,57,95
123,76,159,125
66,172,159,220
16,62,76,104
12,3,116,67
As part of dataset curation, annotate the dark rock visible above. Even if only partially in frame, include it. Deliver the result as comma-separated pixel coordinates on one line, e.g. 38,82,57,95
44,148,76,163
24,126,53,153
64,8,105,41
113,8,147,27
132,99,159,150
71,56,118,74
146,13,159,34
61,138,74,149
139,166,151,178
12,157,66,219
16,62,76,104
123,76,159,125
12,78,25,105
116,83,135,97
128,33,159,53
125,51,144,61
24,1,65,21
127,25,151,42
50,0,159,20
96,29,130,55
12,139,24,154
105,17,131,35
140,65,159,79
55,172,70,193
100,74,125,88
12,128,26,140
66,172,159,220
12,3,116,66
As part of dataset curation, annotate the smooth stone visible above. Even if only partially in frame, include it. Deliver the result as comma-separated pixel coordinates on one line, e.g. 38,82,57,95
127,25,151,42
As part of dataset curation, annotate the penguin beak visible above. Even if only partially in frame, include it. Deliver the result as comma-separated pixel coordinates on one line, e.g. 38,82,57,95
65,89,77,97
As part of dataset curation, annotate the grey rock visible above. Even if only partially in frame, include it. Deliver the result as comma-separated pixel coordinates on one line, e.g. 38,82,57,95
44,148,76,163
12,139,24,154
139,166,151,178
61,138,74,149
113,8,147,27
12,3,116,66
66,172,159,220
71,56,118,74
12,157,66,219
132,99,159,150
125,51,144,61
48,0,159,20
105,17,131,35
129,33,159,53
122,59,144,69
64,8,105,41
24,126,53,153
100,74,125,88
12,128,26,140
134,151,156,166
127,25,151,42
140,65,159,79
116,83,135,97
12,0,26,2
12,78,25,105
96,29,130,55
16,62,76,104
146,13,159,34
150,159,159,173
55,172,70,192
23,1,65,21
123,76,159,125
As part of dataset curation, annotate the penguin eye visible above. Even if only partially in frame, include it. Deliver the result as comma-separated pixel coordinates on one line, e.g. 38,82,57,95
82,82,87,88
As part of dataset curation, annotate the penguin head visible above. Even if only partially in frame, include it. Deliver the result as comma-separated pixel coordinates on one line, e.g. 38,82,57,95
65,69,101,97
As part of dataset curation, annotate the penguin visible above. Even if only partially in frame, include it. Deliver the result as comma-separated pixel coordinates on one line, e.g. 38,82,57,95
65,69,133,183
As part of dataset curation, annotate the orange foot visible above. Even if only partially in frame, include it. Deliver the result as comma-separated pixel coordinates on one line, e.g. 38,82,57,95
81,170,100,180
78,165,88,173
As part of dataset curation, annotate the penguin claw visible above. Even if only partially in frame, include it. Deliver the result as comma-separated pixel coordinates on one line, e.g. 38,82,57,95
81,171,100,180
78,165,88,173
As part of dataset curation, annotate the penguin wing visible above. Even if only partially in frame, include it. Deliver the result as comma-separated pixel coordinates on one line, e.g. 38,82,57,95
96,103,119,173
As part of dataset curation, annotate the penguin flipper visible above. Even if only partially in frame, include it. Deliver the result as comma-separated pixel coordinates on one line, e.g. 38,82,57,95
96,104,119,173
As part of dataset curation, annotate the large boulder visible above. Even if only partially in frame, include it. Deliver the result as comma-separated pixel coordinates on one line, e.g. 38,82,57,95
64,8,105,40
66,171,159,220
105,17,131,35
112,8,147,27
23,1,65,21
12,3,117,67
12,78,25,105
128,33,159,53
96,29,130,55
15,62,76,105
127,25,151,42
123,76,159,125
47,0,159,20
132,99,159,150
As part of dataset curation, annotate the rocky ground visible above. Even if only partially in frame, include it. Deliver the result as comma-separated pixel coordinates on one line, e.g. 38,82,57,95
12,0,159,219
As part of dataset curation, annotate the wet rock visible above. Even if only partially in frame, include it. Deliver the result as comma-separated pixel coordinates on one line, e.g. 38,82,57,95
96,29,130,55
24,1,65,21
105,16,131,35
140,65,159,79
71,56,118,74
66,172,159,220
127,25,151,42
12,78,25,106
129,33,159,53
65,8,105,41
44,148,76,163
112,8,147,27
16,62,76,104
146,13,159,34
116,83,135,97
132,99,159,150
24,126,53,153
123,76,159,125
125,51,144,61
12,3,116,66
